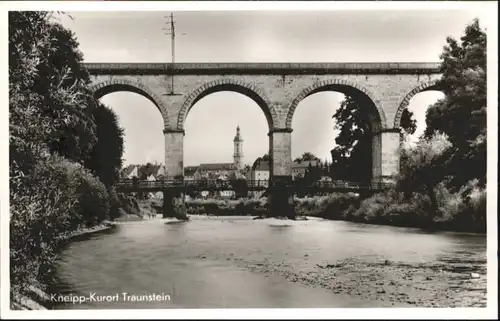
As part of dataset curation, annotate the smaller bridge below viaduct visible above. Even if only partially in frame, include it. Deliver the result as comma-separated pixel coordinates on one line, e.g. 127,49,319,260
116,179,392,193
117,179,393,219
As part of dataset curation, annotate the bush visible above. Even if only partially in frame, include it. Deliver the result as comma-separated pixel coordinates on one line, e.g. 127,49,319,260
235,198,267,215
435,179,486,232
383,198,428,227
346,190,432,227
184,198,267,216
10,154,111,296
116,193,141,215
331,181,487,232
468,183,486,228
73,168,110,227
10,156,75,295
351,193,389,222
32,155,110,227
321,193,361,219
182,186,486,233
293,193,361,219
108,187,121,220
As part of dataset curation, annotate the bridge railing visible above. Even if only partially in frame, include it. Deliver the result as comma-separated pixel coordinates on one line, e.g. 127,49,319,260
305,181,394,190
116,179,271,190
268,180,368,189
116,179,393,191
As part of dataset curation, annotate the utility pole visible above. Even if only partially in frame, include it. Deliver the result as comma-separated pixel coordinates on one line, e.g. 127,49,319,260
163,12,176,95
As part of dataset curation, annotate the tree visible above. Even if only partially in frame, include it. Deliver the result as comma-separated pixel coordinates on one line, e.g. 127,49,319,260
9,12,122,298
331,94,417,183
10,12,98,165
9,12,98,179
304,161,323,184
398,132,453,219
230,178,249,198
294,152,320,163
424,18,486,188
85,103,124,188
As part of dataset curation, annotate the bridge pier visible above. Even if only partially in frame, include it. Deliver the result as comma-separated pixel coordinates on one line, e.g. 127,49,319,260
162,188,188,220
371,128,401,188
267,128,295,219
162,129,189,220
164,129,184,178
267,176,296,219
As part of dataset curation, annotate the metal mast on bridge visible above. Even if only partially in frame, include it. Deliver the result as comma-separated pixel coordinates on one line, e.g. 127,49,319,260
163,12,184,96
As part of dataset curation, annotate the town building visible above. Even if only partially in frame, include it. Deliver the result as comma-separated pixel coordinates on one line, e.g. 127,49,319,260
233,125,244,170
121,164,139,180
183,126,247,198
196,163,237,179
184,166,199,181
183,126,247,180
291,160,320,180
248,159,269,198
247,159,321,183
120,164,166,180
250,160,270,186
119,163,166,200
121,126,249,199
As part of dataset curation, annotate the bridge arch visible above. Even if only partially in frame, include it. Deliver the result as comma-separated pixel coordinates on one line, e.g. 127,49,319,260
393,79,441,129
286,79,387,130
90,79,170,129
177,79,278,130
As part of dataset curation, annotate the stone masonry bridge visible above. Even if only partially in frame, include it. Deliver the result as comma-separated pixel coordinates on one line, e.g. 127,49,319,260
84,62,442,217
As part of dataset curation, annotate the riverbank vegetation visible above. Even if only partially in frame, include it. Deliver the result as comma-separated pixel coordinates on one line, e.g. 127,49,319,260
182,182,484,232
324,18,486,233
185,198,268,216
9,12,126,306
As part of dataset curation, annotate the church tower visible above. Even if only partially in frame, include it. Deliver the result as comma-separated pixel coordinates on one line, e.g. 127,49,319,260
233,125,243,170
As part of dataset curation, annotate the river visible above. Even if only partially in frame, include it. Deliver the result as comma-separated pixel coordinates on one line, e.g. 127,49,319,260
51,216,487,309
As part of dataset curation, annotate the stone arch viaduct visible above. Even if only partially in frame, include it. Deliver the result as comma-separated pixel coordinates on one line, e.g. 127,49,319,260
85,62,442,187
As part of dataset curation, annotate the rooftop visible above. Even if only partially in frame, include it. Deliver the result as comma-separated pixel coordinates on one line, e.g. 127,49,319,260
184,166,199,176
199,163,236,171
293,160,320,169
121,164,137,177
121,164,165,178
138,164,164,177
252,161,270,171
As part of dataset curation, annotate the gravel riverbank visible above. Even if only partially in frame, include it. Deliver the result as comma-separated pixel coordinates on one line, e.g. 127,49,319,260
187,252,486,307
184,218,487,308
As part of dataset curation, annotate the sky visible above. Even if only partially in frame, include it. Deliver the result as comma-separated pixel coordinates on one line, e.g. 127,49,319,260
57,8,488,167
